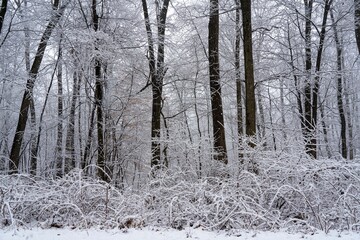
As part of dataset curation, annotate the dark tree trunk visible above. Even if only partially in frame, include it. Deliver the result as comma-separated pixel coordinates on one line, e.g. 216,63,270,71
303,0,332,159
319,101,332,158
91,0,107,181
94,58,106,180
310,0,332,159
32,57,59,175
9,2,67,173
303,0,314,158
82,105,96,170
65,61,81,174
287,23,306,139
56,37,64,177
355,0,360,54
209,0,227,164
235,0,243,159
240,0,256,140
331,10,347,159
0,0,8,34
141,0,170,172
29,97,37,174
241,0,257,173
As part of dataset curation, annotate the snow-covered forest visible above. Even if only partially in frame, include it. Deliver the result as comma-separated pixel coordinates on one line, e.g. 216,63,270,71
1,0,360,237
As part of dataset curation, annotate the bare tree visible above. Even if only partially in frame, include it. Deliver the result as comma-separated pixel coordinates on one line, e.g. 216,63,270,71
91,0,107,182
240,0,256,140
302,0,332,159
141,0,170,171
240,0,257,173
235,0,243,159
56,36,63,177
355,0,360,53
9,0,68,173
0,0,8,34
65,55,81,174
331,10,347,159
209,0,227,164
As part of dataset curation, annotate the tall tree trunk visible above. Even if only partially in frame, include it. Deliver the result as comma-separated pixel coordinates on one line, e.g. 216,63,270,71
94,59,106,180
0,0,8,34
193,46,203,177
280,77,287,142
257,83,266,143
21,0,37,174
235,0,243,159
345,91,359,160
355,0,360,54
209,0,227,164
303,0,332,159
141,0,170,172
310,0,332,159
56,37,63,177
268,87,277,151
65,59,81,174
29,98,37,174
32,59,58,174
92,0,107,181
303,0,314,158
345,79,355,159
241,0,256,140
287,23,306,139
319,101,331,158
9,1,67,173
82,105,96,170
331,10,347,159
240,0,257,173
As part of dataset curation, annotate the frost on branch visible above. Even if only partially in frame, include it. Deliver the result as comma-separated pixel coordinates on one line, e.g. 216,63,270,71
0,154,360,232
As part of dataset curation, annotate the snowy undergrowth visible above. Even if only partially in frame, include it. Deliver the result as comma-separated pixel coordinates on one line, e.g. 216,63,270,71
1,153,360,233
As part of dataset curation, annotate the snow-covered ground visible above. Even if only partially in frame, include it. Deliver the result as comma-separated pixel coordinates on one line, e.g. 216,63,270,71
1,227,360,240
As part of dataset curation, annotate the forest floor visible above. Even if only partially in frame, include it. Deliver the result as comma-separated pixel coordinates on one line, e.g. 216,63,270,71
1,227,360,240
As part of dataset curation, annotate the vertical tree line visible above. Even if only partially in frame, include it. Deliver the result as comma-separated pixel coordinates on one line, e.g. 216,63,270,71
9,0,68,173
0,0,358,180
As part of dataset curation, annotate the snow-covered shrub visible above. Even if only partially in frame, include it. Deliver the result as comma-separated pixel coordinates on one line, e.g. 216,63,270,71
0,152,359,232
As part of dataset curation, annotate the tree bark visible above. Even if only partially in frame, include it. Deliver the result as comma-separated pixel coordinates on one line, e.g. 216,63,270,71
303,0,332,159
141,0,170,172
241,0,257,173
9,1,67,173
303,0,314,158
287,23,306,140
355,0,360,54
240,0,256,140
56,37,63,177
82,104,96,170
235,0,243,159
0,0,8,34
65,58,81,174
92,0,107,182
331,10,347,159
209,0,227,164
309,0,332,159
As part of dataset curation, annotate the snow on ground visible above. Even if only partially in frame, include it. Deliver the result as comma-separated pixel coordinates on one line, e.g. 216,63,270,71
1,227,360,240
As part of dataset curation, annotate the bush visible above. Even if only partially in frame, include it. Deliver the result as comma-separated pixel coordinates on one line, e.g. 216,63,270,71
1,153,359,233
